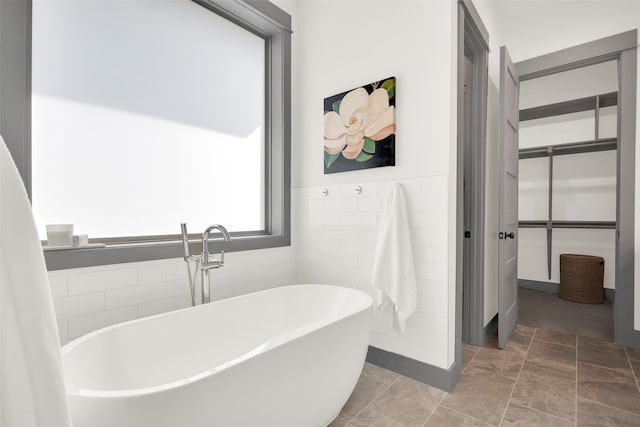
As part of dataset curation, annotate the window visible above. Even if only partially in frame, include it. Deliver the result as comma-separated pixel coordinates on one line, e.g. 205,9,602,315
29,0,291,269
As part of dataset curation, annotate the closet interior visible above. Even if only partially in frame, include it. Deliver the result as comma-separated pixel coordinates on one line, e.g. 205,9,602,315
517,60,617,339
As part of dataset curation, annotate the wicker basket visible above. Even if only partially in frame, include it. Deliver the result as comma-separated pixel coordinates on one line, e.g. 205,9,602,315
559,254,605,304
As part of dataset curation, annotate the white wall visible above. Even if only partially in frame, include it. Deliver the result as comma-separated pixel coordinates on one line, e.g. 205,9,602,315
289,0,458,369
290,2,456,188
518,62,617,288
474,0,640,329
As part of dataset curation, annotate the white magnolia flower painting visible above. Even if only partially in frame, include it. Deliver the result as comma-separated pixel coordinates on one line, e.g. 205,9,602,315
323,77,396,174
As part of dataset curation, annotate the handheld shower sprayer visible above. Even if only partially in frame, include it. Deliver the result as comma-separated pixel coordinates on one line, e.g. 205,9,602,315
180,223,197,306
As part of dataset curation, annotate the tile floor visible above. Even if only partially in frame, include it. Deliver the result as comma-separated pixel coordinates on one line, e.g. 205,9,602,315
330,325,640,426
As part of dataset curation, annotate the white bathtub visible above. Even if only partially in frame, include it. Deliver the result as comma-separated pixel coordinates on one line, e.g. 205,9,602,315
61,284,372,427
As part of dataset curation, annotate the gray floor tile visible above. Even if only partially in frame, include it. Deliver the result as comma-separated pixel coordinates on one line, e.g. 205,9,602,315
335,311,639,427
629,349,640,388
361,362,400,385
328,413,352,427
369,376,445,427
518,288,613,340
515,324,536,334
485,333,500,349
462,343,480,371
484,325,534,356
333,374,388,423
626,347,640,361
534,328,577,347
468,346,525,380
629,359,640,381
577,398,640,426
424,406,490,426
578,335,632,374
505,324,535,356
441,366,514,426
510,364,576,422
577,361,640,415
501,403,574,427
346,407,404,427
525,339,577,375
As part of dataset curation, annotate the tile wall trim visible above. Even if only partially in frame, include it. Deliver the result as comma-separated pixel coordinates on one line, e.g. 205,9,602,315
366,345,461,393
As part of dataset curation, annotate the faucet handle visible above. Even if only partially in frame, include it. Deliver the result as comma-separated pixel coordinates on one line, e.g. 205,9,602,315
220,250,225,265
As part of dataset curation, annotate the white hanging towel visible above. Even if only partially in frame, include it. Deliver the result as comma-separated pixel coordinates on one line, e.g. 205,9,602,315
0,136,72,427
371,183,417,332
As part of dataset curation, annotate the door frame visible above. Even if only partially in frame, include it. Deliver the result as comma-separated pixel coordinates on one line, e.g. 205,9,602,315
515,30,638,349
457,0,489,350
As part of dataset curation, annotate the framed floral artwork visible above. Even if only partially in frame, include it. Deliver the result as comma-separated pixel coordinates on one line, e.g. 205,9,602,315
323,77,396,174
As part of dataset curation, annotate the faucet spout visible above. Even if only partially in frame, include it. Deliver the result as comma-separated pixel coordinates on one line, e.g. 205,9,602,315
202,224,231,255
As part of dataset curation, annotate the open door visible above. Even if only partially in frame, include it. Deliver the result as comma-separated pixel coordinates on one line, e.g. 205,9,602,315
498,46,519,349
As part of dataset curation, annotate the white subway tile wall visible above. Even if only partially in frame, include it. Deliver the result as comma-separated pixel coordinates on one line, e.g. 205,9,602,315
49,246,295,345
49,177,450,370
293,177,450,368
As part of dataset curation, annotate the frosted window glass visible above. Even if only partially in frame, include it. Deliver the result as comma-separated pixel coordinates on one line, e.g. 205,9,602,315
31,0,265,239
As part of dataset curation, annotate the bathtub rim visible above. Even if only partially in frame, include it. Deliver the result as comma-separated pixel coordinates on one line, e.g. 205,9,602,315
61,284,372,398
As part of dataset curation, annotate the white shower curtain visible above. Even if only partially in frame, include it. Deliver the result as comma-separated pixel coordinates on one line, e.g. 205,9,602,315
0,137,72,426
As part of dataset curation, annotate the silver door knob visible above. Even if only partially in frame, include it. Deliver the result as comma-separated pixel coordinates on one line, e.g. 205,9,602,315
499,232,515,240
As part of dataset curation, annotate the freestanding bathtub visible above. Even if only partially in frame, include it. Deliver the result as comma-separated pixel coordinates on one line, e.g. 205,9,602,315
61,284,372,427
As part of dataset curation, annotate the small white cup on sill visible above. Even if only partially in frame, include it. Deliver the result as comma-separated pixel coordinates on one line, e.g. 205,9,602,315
46,224,74,247
72,234,89,247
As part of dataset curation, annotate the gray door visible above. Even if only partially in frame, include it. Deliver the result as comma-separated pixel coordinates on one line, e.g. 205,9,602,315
498,46,519,349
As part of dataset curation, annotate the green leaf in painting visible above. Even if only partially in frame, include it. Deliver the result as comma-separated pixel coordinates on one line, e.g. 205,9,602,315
332,100,342,113
355,152,374,162
325,151,340,168
363,137,376,154
381,78,395,99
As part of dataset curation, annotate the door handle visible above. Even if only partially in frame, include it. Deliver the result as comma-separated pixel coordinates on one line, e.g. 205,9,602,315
499,232,515,240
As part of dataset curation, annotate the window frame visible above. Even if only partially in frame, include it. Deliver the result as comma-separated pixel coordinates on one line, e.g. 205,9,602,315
23,0,291,270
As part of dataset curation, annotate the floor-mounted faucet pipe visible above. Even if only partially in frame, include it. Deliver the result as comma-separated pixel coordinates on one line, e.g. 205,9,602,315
201,224,231,304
